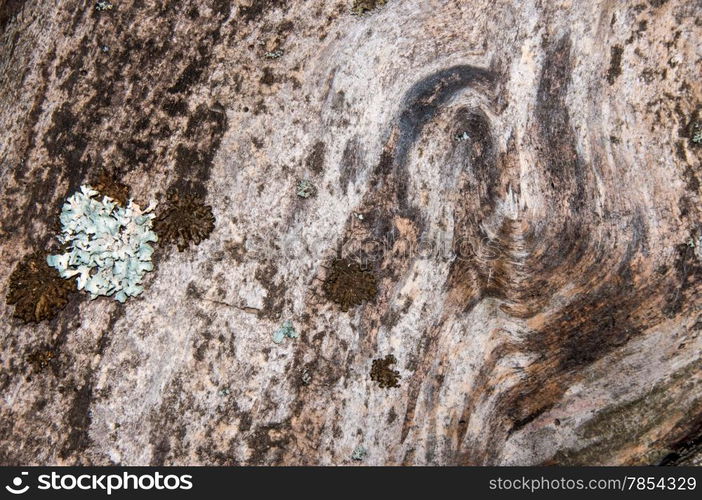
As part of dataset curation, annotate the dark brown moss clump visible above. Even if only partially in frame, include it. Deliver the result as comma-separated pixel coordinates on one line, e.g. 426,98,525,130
606,45,623,85
322,258,378,311
154,192,215,251
352,0,387,15
93,170,130,206
27,345,59,373
7,252,75,323
370,354,401,388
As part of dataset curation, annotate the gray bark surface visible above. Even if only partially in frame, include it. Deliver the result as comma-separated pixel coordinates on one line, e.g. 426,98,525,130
0,0,701,465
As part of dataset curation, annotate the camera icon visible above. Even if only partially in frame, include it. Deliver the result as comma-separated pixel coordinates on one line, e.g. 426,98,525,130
5,472,29,494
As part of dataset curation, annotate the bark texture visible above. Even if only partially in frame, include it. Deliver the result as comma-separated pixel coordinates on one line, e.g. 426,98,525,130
0,0,701,465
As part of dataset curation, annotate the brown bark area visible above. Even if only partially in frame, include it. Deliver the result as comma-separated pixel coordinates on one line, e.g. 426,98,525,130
0,0,700,465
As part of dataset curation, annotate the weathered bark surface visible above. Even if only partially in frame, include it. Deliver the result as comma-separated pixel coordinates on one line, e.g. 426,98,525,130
0,0,701,465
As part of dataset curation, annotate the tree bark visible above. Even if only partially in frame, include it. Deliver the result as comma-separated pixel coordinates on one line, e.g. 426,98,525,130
0,0,700,465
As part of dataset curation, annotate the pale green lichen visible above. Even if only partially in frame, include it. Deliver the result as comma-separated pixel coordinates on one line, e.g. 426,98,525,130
694,235,702,262
273,320,298,344
47,185,157,303
301,369,312,386
264,49,284,59
351,445,367,461
296,179,316,199
95,1,113,11
690,118,702,145
351,0,387,15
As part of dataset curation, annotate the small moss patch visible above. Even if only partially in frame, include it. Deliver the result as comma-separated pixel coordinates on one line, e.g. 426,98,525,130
351,0,387,15
155,192,215,251
322,258,378,311
93,170,130,206
370,354,401,388
606,45,623,85
7,252,75,323
27,345,59,373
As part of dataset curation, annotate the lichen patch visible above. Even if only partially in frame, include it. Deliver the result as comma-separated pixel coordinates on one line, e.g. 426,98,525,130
322,258,378,311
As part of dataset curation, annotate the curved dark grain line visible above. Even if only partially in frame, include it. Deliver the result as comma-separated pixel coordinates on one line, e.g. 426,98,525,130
396,65,495,165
